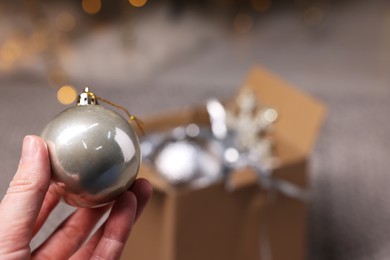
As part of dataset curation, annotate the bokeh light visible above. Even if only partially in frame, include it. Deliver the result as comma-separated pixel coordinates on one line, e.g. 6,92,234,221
303,6,325,27
56,12,76,32
233,13,254,34
29,31,49,53
82,0,101,15
129,0,148,8
57,85,77,105
251,0,272,13
0,38,23,70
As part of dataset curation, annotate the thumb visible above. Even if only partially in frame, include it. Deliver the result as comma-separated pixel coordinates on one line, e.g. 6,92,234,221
0,136,51,257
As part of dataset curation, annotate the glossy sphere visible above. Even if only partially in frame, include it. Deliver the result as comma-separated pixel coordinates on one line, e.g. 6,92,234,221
41,105,141,208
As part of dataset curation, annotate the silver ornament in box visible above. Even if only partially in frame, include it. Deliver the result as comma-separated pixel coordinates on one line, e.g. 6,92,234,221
41,88,141,208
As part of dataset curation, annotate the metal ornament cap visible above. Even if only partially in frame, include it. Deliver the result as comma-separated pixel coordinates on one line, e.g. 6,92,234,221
41,100,141,208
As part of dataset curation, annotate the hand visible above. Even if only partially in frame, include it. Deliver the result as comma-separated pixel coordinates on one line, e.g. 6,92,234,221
0,135,152,260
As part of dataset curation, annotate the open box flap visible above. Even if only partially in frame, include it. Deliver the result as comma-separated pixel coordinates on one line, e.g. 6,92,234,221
243,66,326,164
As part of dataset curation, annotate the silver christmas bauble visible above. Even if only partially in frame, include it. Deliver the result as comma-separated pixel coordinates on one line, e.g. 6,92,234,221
41,88,141,208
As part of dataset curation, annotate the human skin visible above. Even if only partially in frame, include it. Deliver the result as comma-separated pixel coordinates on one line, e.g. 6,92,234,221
0,135,152,260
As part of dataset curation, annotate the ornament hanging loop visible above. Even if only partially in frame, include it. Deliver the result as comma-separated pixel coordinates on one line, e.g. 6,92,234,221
79,87,145,134
78,87,97,105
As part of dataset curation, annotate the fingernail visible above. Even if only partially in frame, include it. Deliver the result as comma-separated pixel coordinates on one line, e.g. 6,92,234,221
21,136,38,163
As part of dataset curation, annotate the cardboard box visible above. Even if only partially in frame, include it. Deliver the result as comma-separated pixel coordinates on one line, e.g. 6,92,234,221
122,67,326,260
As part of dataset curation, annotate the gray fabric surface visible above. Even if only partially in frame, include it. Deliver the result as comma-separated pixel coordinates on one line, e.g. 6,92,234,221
1,1,390,259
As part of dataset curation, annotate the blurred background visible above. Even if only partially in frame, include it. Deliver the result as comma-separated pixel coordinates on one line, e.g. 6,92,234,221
1,0,390,259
